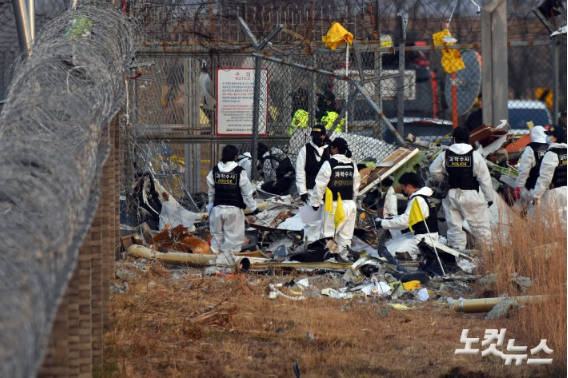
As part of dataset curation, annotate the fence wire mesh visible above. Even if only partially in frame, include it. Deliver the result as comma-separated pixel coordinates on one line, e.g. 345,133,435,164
0,5,139,377
121,0,567,216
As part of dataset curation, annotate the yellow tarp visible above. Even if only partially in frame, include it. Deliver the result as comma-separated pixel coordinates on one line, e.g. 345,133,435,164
432,29,464,73
322,22,353,50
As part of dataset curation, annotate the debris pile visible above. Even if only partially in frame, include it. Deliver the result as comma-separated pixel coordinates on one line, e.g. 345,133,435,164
119,122,555,315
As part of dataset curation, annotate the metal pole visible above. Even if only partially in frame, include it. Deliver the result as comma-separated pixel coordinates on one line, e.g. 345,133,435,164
552,39,559,125
12,0,31,54
28,0,34,40
397,41,405,138
250,57,261,181
396,12,407,138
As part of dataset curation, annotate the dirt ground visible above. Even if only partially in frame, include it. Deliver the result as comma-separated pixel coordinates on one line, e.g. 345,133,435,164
102,261,564,378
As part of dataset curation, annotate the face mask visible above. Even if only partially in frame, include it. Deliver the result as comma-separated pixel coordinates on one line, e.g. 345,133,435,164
546,136,551,144
312,137,324,147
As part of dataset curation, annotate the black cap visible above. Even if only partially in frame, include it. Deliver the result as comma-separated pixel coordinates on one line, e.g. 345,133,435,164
545,125,566,141
310,124,327,137
453,126,470,144
330,137,348,152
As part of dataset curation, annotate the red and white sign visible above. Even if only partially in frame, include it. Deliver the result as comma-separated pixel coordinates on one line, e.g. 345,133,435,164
216,68,268,136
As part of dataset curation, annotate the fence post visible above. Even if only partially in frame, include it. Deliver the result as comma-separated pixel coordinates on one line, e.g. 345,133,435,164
552,39,559,123
237,17,282,181
251,56,262,180
396,12,407,138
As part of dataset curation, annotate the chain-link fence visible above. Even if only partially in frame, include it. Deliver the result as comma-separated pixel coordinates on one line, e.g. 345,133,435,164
122,0,567,208
127,38,567,203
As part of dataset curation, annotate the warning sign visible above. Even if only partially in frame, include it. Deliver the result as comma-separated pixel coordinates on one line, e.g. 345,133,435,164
216,68,268,136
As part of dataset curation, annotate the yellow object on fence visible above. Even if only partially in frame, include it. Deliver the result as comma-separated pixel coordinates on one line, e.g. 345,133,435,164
322,22,353,50
432,29,464,73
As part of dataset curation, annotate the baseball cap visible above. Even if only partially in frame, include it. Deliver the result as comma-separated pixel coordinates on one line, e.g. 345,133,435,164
310,124,327,137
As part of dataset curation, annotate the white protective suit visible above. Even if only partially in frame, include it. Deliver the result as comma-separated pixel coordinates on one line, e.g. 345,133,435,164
199,70,216,111
382,187,439,260
295,141,330,196
515,126,548,199
531,142,568,230
207,161,257,262
309,154,361,251
429,143,494,250
238,152,252,180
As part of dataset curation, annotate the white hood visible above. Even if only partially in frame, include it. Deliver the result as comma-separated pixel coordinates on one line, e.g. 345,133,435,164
549,143,568,149
531,126,547,143
331,154,352,164
410,186,434,198
217,161,238,172
449,143,473,154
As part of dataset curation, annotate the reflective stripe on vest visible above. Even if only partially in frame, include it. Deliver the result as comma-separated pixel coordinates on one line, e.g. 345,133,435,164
446,149,479,191
213,166,246,209
327,158,354,200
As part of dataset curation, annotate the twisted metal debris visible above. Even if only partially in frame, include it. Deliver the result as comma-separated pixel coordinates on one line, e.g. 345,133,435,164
0,5,139,377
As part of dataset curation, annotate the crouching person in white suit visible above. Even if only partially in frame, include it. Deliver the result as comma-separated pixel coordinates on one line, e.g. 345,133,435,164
310,138,361,262
207,145,259,266
375,172,440,271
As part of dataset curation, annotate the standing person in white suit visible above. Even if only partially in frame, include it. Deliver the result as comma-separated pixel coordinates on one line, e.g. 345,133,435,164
532,126,567,229
515,126,549,202
429,127,494,250
295,124,331,203
207,145,258,266
310,138,361,261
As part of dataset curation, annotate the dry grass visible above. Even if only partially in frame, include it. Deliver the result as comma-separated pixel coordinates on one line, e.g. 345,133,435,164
478,204,567,376
103,254,565,377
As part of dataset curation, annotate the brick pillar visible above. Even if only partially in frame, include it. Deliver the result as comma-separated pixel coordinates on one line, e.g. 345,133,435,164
37,117,119,377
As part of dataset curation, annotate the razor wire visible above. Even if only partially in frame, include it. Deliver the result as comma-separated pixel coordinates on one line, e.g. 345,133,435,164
0,5,139,377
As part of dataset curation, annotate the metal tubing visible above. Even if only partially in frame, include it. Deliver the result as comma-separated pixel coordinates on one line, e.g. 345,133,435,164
237,16,259,47
252,52,349,81
140,40,556,56
250,56,261,181
28,0,34,40
257,24,284,51
397,41,405,139
12,0,32,53
552,39,559,124
453,295,548,313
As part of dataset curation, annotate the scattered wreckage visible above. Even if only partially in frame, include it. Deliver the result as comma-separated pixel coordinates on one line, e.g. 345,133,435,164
119,122,544,315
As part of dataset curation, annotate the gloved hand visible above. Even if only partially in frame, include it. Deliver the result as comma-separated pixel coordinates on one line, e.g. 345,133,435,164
300,193,309,203
487,201,493,208
312,206,320,212
513,187,521,200
375,218,383,228
249,208,260,216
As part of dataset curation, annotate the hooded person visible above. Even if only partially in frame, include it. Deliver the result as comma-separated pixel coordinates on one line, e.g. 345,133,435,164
207,145,259,266
375,172,439,267
429,127,494,250
310,138,361,261
296,124,331,203
238,151,253,180
258,143,296,195
515,126,549,201
532,126,567,229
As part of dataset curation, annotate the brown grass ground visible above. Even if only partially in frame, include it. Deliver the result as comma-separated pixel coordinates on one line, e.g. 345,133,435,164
102,262,564,378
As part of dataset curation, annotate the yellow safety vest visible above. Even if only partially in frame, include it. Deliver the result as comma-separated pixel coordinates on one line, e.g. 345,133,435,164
321,111,344,133
289,109,309,135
